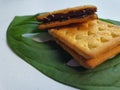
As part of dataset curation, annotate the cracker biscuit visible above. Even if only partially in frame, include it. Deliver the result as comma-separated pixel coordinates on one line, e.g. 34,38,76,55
37,5,97,29
56,39,120,69
49,20,120,59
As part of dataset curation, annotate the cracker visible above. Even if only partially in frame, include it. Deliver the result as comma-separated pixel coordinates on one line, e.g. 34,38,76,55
49,20,120,59
37,5,97,29
56,39,120,69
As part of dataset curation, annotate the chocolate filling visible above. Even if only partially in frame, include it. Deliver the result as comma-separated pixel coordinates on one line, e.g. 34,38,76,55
39,8,96,23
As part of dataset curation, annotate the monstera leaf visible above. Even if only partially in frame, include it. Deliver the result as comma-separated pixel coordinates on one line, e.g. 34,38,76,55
7,14,120,90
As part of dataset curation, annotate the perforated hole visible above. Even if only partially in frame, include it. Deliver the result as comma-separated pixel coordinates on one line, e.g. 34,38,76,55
111,32,120,38
87,39,101,50
107,24,114,28
98,27,105,31
83,43,88,48
97,20,100,24
96,38,101,42
75,35,82,40
88,30,94,35
88,45,97,49
88,43,98,49
65,31,69,35
100,37,109,43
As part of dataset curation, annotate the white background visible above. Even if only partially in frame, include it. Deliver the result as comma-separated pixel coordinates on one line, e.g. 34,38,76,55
0,0,120,90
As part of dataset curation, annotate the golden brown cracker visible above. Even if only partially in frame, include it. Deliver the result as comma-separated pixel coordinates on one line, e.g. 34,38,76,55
37,5,97,29
49,20,120,59
55,39,120,69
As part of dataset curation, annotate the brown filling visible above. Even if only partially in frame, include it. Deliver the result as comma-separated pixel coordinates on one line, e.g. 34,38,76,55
39,8,96,23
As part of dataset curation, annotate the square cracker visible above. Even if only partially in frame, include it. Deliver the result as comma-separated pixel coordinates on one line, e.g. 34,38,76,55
55,39,120,68
49,20,120,59
37,5,97,29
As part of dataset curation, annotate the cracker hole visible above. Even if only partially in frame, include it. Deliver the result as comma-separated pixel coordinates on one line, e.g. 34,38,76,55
100,37,109,43
98,27,105,31
65,31,69,35
81,43,88,48
96,38,100,42
107,24,114,28
88,31,94,35
97,20,100,24
88,44,97,50
111,32,120,38
75,35,82,40
88,39,101,50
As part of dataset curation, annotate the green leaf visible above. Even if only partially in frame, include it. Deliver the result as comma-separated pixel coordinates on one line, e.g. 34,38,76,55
7,14,120,90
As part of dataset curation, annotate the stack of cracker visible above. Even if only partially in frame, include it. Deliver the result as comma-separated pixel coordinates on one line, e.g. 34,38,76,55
37,5,120,69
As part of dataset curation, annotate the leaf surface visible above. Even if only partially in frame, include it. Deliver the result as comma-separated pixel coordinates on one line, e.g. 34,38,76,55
7,14,120,90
